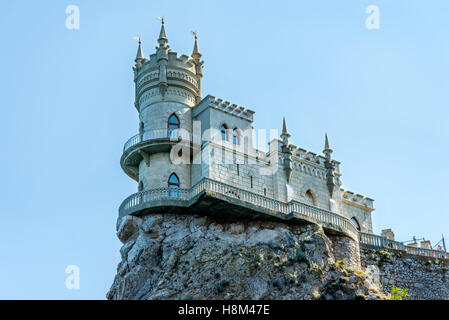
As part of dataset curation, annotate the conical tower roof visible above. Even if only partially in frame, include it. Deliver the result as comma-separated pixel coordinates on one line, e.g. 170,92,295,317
135,38,144,61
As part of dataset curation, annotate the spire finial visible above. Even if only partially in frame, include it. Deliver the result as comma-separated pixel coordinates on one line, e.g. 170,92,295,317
157,16,168,46
281,117,290,138
323,132,333,159
134,36,144,63
191,31,202,60
280,117,291,146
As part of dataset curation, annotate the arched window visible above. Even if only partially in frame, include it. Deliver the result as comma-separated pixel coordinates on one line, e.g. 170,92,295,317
304,190,315,205
220,124,228,141
168,173,180,197
232,128,239,145
168,114,180,137
351,217,361,231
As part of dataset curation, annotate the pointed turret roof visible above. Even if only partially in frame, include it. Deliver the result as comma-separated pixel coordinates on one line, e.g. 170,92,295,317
281,117,290,138
158,18,168,46
135,38,144,62
191,34,202,60
325,133,330,150
323,132,333,156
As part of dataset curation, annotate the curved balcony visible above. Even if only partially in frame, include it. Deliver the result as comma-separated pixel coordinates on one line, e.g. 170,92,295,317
120,129,191,180
118,177,360,240
118,177,449,259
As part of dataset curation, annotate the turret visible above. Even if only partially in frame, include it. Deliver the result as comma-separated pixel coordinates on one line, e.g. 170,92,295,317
123,20,207,192
156,19,169,96
132,20,204,112
135,38,144,68
280,118,293,182
323,133,336,197
191,32,204,102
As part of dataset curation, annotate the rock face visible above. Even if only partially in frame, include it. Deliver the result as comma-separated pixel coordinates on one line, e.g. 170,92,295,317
107,213,386,300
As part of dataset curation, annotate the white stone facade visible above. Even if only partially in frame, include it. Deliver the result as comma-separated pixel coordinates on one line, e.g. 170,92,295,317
128,22,374,233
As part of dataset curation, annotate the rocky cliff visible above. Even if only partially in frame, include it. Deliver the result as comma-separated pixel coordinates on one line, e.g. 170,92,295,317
107,213,387,300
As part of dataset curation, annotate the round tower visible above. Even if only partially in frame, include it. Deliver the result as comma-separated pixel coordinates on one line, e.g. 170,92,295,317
121,20,204,193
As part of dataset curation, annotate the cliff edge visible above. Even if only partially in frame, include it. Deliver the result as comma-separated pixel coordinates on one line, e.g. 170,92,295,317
107,213,386,300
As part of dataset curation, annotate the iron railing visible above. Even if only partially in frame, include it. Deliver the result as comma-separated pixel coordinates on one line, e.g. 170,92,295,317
359,232,448,259
122,129,189,153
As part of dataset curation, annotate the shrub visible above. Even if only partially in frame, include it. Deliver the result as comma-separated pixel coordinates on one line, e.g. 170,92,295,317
311,290,321,300
308,262,319,274
389,286,409,300
378,250,391,260
303,236,312,243
442,266,448,273
346,266,355,274
336,260,345,267
295,251,310,264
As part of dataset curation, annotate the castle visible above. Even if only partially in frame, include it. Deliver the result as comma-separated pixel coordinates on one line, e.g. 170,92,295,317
118,20,447,260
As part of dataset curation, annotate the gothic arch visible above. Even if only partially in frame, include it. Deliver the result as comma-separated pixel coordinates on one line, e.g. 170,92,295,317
167,113,180,137
351,217,361,231
232,127,241,145
219,123,229,141
299,185,318,206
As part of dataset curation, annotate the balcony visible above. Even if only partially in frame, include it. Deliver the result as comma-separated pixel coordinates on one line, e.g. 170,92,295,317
359,231,449,259
120,129,191,180
119,177,360,240
118,177,449,260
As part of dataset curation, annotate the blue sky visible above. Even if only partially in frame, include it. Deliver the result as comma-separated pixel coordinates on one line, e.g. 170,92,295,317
0,0,448,299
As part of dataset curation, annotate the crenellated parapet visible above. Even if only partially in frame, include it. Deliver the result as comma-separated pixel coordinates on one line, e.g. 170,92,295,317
133,21,203,112
193,95,255,122
341,188,375,211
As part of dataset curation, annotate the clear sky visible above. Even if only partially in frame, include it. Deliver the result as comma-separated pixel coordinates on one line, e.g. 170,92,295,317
0,0,448,299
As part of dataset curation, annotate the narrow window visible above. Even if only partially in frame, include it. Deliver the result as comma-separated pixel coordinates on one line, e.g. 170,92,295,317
220,124,228,141
168,114,180,137
264,188,267,196
237,164,239,176
138,181,143,192
168,173,180,197
250,176,253,189
232,128,239,145
351,217,361,231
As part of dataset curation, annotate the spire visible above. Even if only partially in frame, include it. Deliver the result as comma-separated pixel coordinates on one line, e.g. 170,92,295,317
323,132,336,197
135,38,144,62
281,117,290,139
323,132,333,158
191,33,202,61
157,18,168,47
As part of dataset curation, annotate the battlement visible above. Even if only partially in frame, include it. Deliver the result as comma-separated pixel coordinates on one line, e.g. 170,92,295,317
269,140,341,174
194,95,255,122
341,188,374,211
136,51,199,87
139,51,197,73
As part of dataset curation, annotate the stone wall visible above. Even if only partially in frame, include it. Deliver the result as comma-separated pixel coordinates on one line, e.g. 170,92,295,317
360,247,449,299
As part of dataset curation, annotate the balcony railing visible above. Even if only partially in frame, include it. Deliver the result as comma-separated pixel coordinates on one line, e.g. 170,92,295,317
122,129,190,153
119,177,448,260
359,232,448,259
119,177,359,238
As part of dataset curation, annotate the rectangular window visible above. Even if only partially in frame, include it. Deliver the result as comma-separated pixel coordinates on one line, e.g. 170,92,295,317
250,176,253,189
